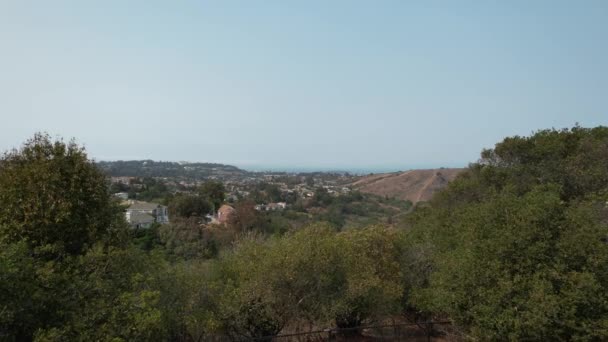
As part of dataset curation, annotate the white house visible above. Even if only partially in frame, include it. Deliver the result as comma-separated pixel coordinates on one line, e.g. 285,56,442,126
125,201,169,228
126,211,156,229
113,192,129,200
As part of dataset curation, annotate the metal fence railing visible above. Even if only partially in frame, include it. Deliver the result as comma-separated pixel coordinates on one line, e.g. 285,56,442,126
239,321,455,342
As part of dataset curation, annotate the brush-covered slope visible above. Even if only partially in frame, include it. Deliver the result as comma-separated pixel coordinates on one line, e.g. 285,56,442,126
351,168,464,203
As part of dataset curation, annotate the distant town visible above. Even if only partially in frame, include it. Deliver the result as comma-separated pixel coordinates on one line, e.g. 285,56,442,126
100,160,359,228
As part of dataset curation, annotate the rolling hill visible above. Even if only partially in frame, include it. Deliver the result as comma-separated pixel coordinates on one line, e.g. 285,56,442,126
350,168,464,203
96,160,248,180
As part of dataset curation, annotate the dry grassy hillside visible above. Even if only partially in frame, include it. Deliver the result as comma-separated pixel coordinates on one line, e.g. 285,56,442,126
351,168,465,203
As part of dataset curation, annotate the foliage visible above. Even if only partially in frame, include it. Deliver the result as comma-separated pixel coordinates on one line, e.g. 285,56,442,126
157,217,222,260
405,126,608,340
168,194,213,219
32,247,167,341
228,200,270,233
131,223,163,251
131,177,170,202
0,134,170,341
304,191,409,230
0,241,44,340
198,181,226,211
214,225,405,338
0,133,127,258
250,182,283,204
4,127,608,341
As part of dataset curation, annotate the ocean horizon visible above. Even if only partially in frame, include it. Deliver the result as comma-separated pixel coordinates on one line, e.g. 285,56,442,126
236,164,465,175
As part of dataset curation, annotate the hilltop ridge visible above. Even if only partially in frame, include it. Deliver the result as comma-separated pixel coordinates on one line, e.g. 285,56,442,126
96,160,248,180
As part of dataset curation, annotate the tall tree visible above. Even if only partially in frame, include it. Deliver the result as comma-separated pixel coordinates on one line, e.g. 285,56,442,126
0,133,127,257
198,181,226,211
168,194,213,219
0,134,166,341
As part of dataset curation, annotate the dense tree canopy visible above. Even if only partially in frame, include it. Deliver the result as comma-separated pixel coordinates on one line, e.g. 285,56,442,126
198,181,226,211
0,134,167,341
214,225,405,339
0,133,126,257
405,126,608,340
168,194,213,219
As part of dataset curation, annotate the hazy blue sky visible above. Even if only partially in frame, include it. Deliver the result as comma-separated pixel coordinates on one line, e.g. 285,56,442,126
1,1,606,171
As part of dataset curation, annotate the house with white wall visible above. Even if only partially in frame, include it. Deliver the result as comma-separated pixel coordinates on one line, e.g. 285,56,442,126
124,200,169,228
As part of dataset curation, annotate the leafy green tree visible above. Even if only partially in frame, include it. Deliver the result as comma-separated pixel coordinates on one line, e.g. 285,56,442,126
158,217,219,260
0,133,127,257
199,181,226,211
32,247,167,341
263,183,282,203
0,134,171,341
215,238,288,340
154,261,221,341
333,227,403,330
109,181,130,193
0,241,43,340
405,126,608,340
131,223,163,251
229,200,268,232
168,194,213,219
312,187,333,207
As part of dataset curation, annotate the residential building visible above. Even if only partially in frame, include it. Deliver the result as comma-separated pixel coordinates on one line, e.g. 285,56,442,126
217,204,236,224
113,192,129,200
124,200,169,228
